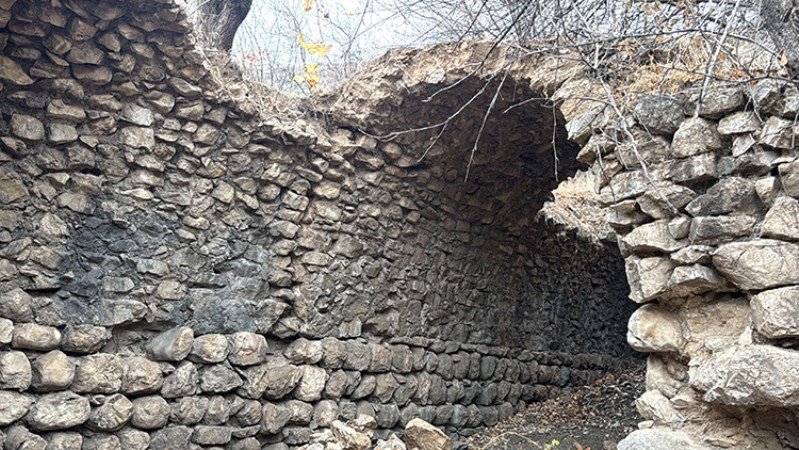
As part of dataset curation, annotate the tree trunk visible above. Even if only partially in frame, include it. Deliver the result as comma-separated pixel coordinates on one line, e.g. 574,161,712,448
761,0,799,76
196,0,253,53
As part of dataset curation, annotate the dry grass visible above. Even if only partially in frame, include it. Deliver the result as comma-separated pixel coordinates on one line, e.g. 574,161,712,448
610,35,783,109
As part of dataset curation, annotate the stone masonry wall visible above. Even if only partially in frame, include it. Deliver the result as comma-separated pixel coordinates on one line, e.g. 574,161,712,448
0,0,636,448
575,85,799,448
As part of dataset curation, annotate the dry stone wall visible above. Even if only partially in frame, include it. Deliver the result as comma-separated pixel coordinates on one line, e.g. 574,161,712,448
0,0,636,448
576,84,799,448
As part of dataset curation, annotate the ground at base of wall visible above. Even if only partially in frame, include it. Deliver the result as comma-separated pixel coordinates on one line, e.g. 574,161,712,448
467,366,644,450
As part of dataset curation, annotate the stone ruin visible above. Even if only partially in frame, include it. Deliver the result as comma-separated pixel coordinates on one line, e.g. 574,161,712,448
0,0,796,449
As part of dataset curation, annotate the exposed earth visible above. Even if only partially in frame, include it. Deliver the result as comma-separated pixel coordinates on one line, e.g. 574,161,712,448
466,366,645,450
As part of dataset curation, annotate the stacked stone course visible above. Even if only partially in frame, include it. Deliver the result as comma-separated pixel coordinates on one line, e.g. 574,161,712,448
0,321,629,448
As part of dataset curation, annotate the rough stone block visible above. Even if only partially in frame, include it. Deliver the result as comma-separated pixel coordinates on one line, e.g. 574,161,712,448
626,302,684,352
617,429,703,450
688,215,756,245
12,323,61,351
190,334,230,364
668,264,729,296
717,111,760,135
692,345,799,407
261,403,291,434
751,286,799,338
27,391,90,431
61,324,111,354
87,393,133,432
0,351,31,390
121,356,163,395
685,177,759,217
671,117,723,158
405,418,452,450
762,196,799,241
625,256,675,303
161,361,198,398
130,396,170,429
294,366,327,402
228,332,268,366
620,219,686,255
0,391,32,426
71,354,122,394
634,95,684,135
31,350,74,392
199,363,243,393
146,327,194,362
713,239,799,291
668,153,717,184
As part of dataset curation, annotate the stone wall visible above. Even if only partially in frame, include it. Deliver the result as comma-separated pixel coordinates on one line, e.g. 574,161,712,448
0,0,636,448
0,324,626,449
577,85,799,448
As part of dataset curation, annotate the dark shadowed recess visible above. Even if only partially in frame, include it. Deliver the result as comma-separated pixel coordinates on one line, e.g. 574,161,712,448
342,77,638,357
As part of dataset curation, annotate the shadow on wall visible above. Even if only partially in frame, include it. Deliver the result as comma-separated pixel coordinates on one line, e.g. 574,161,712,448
321,76,638,357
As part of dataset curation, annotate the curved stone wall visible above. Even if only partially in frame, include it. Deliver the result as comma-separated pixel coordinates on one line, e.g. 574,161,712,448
0,0,636,447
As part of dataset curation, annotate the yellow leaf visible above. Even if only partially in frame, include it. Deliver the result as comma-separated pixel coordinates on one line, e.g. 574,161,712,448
294,63,320,91
781,52,789,67
298,33,332,58
302,0,316,12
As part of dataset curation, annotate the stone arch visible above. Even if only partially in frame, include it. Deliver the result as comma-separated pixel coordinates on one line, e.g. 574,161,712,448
314,44,636,355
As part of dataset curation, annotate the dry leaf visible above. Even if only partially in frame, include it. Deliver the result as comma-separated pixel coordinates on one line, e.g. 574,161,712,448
293,63,320,90
298,33,333,58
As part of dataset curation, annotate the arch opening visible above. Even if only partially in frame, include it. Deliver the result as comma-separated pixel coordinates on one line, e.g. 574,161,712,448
316,71,638,358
